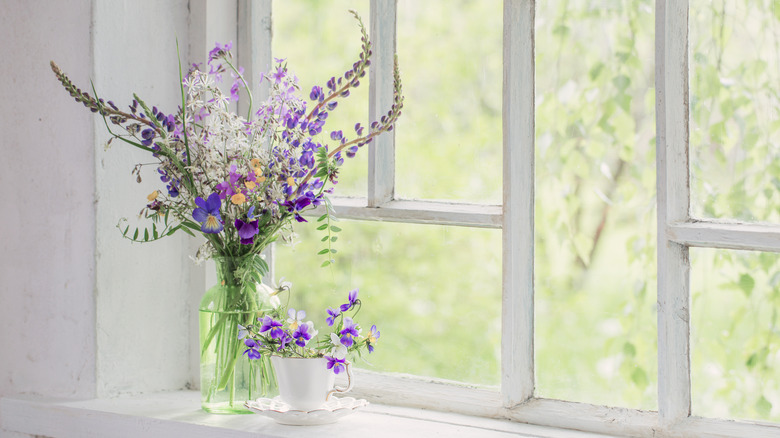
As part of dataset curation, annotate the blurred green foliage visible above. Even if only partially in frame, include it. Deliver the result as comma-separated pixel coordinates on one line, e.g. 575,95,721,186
270,0,780,422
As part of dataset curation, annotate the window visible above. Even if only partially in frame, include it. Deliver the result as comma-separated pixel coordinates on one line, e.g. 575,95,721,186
234,0,780,436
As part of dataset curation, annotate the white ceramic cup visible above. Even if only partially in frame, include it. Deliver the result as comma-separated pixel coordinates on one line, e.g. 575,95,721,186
270,356,353,411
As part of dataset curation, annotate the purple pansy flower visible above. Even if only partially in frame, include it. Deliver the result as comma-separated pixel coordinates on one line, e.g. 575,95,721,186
340,317,360,348
258,316,283,338
277,331,293,352
326,356,347,375
292,322,315,348
367,325,380,353
234,218,259,245
243,338,262,360
325,307,340,327
339,289,359,312
192,193,223,234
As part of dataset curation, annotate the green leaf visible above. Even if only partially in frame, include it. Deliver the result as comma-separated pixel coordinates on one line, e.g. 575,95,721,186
320,260,331,267
317,224,329,231
330,226,342,233
756,395,772,417
152,223,158,239
318,248,330,255
589,62,605,81
746,352,759,369
630,367,649,389
612,75,631,92
144,229,149,241
330,236,338,242
330,249,337,254
623,342,636,357
317,214,328,222
738,273,755,297
133,229,139,240
321,236,329,242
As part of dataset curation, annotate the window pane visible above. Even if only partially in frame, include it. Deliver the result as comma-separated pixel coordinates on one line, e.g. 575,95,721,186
275,220,501,386
534,0,657,409
690,0,780,222
272,0,369,197
395,0,502,204
692,248,780,422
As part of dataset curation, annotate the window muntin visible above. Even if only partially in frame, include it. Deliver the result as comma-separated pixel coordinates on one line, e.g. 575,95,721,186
689,0,780,223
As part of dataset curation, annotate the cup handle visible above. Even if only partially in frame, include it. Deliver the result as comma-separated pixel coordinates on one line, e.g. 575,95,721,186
327,361,354,400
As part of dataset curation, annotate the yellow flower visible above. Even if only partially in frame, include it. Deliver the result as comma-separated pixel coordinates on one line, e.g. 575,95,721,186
147,191,159,202
231,193,246,205
257,175,266,183
254,167,264,178
245,181,256,190
250,158,260,167
287,177,295,187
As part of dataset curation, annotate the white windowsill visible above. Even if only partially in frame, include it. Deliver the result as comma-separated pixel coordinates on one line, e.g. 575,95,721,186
0,391,617,438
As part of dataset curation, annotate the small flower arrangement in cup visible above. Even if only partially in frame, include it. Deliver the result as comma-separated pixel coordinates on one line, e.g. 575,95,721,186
238,288,380,374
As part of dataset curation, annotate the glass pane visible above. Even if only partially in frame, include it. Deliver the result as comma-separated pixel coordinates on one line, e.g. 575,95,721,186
275,220,501,386
690,0,780,222
692,248,780,422
395,0,502,203
273,0,369,197
534,0,657,409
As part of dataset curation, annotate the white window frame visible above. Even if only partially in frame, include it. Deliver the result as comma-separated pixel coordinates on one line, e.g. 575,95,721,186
225,1,780,436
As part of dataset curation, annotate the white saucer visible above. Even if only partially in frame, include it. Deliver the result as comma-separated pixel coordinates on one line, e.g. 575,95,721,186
244,396,368,425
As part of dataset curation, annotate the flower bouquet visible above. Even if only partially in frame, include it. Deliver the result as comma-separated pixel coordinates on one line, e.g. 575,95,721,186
240,288,379,367
50,10,402,413
239,288,379,411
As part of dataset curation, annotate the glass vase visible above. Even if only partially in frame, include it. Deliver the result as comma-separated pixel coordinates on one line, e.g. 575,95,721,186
199,255,278,414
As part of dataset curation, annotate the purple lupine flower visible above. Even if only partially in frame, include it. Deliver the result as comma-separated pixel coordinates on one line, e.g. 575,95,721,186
283,196,313,223
243,338,262,359
192,193,223,234
299,150,315,169
167,179,180,197
339,289,359,312
234,218,259,245
340,317,360,348
367,325,380,353
326,356,347,374
325,307,340,327
309,86,323,101
330,130,343,141
140,128,155,146
326,77,337,92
